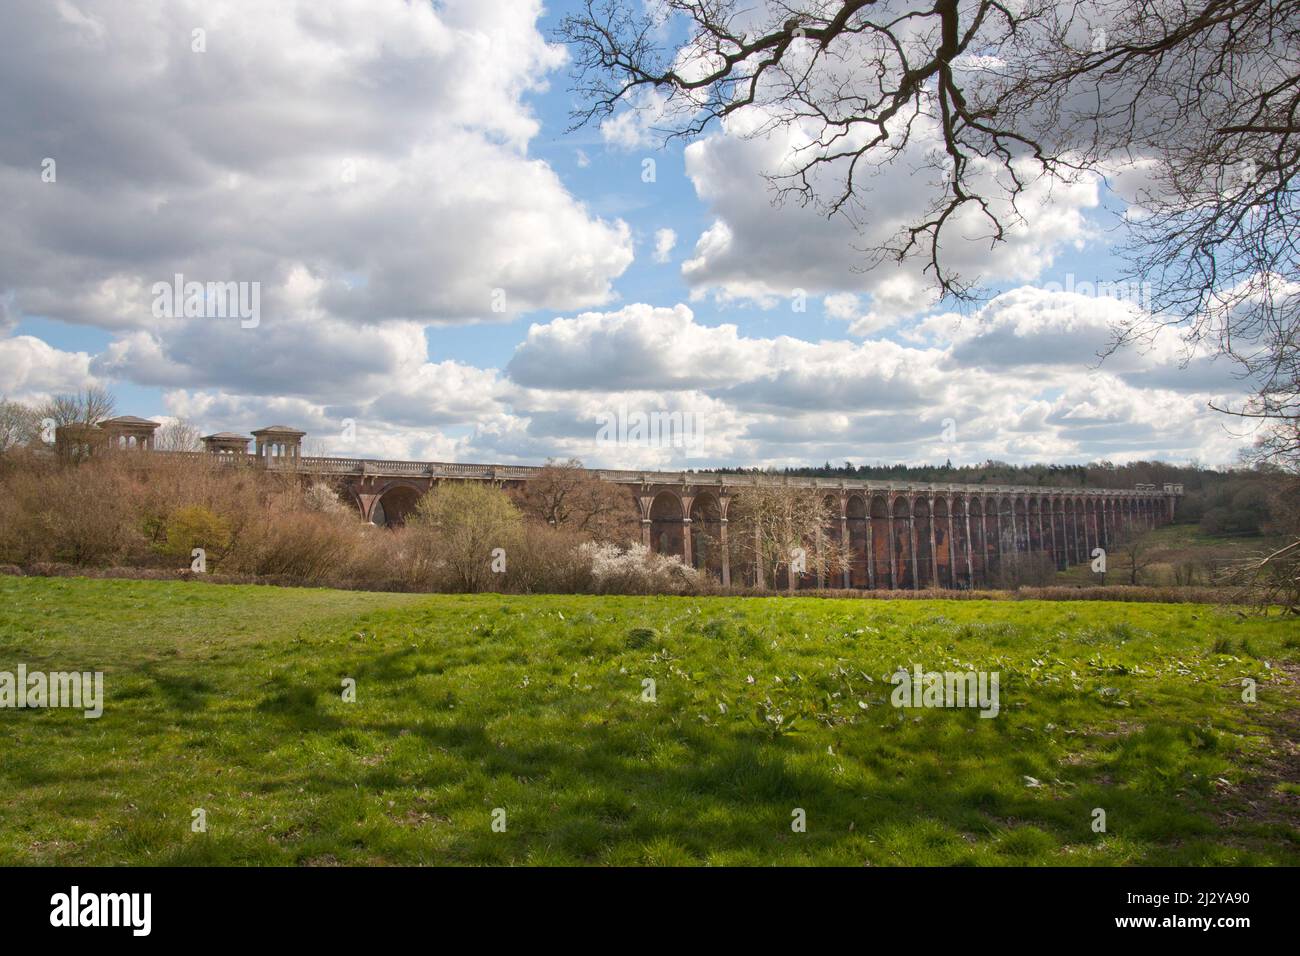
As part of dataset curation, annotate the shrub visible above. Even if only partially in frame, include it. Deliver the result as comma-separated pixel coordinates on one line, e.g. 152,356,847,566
406,483,522,592
158,505,232,564
581,541,702,594
503,523,593,593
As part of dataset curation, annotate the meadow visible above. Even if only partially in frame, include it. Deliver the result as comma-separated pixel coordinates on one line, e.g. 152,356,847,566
0,575,1296,865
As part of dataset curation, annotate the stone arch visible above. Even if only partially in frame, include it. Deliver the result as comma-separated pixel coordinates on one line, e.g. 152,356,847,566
1083,498,1096,557
968,496,985,588
1074,496,1088,563
892,496,915,590
950,496,970,589
913,496,934,589
689,493,723,579
933,496,952,589
649,491,684,559
1063,498,1075,565
980,496,999,579
835,494,863,589
1027,496,1043,555
1013,496,1029,553
372,481,424,527
868,494,889,589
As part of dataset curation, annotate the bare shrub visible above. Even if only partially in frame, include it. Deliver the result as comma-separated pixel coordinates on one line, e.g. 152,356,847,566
504,523,594,594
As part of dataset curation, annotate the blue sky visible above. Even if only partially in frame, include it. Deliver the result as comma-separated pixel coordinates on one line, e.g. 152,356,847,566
0,0,1254,468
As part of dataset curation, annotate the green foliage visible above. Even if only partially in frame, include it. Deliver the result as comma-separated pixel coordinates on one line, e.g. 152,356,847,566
625,626,658,649
407,483,522,592
157,505,231,562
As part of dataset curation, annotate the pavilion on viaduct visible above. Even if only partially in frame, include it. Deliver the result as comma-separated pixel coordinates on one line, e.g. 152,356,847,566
58,418,1184,591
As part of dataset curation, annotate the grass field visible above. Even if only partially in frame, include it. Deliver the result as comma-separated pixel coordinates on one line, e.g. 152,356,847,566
1,576,1297,866
1054,523,1288,587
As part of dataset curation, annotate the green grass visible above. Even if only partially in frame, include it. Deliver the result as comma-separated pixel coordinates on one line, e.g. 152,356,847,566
1,576,1297,866
1055,522,1289,587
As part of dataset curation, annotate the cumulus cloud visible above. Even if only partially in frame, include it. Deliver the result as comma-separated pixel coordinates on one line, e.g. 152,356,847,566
680,109,1097,316
0,0,632,336
506,303,765,392
0,336,97,402
490,298,1253,468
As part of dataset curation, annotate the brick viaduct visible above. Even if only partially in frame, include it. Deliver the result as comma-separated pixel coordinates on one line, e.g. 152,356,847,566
66,417,1185,591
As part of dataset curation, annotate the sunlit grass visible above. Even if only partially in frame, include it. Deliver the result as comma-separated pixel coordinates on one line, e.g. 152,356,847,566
1,576,1296,865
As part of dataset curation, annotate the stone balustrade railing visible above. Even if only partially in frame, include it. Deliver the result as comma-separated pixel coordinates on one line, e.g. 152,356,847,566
232,453,1178,499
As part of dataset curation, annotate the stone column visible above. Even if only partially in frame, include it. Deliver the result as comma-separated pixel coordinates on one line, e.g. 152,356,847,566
1076,504,1086,564
865,512,875,590
839,511,850,589
927,497,939,588
1047,499,1058,569
719,518,730,588
946,506,957,590
909,515,919,591
963,505,975,589
886,507,897,590
814,527,824,589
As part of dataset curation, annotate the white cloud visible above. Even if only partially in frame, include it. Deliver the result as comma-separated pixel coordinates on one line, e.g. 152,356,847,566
599,87,670,150
0,0,633,334
0,336,98,403
653,228,677,264
680,109,1098,315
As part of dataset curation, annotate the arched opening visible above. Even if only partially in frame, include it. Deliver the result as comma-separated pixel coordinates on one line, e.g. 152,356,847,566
892,496,914,590
1027,497,1042,555
689,494,722,579
868,495,889,589
933,497,952,588
1063,499,1075,565
968,497,984,588
1075,497,1088,561
373,484,423,527
951,497,970,589
649,492,684,560
1014,497,1028,553
845,495,868,588
914,496,933,589
983,498,1001,577
1082,499,1095,556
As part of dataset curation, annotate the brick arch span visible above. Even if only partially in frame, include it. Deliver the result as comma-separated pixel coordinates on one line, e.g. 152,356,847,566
689,492,724,579
647,490,685,560
369,479,429,527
